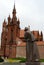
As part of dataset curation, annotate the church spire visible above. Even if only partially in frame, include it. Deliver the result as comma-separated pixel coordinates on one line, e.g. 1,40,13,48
12,4,16,18
2,19,7,32
3,19,7,27
17,19,20,24
8,15,11,24
41,31,43,40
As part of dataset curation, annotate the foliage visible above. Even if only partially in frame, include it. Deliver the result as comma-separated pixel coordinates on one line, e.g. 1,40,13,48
0,57,4,62
19,58,26,63
12,57,26,60
8,57,26,63
39,59,44,62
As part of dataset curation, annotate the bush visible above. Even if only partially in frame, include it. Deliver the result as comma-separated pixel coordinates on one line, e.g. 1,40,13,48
8,57,26,63
0,57,4,62
19,59,26,63
39,59,44,62
11,57,26,60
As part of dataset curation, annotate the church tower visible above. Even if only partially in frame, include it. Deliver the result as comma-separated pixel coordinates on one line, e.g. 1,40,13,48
5,4,20,58
1,19,7,57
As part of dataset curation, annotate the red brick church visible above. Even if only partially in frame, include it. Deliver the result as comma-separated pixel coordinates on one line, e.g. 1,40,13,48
0,4,44,58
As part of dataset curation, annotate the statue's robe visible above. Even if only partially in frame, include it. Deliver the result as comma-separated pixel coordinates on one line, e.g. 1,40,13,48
24,31,40,62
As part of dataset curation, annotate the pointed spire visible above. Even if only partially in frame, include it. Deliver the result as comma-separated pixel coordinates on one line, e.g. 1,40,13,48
3,19,7,27
41,31,43,41
17,19,20,24
8,15,11,21
4,19,6,23
38,31,39,36
41,31,43,36
8,15,11,24
12,3,16,17
8,15,11,19
14,0,15,10
14,4,15,11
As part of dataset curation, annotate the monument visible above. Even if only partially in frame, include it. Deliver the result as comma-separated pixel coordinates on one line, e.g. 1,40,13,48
24,27,40,65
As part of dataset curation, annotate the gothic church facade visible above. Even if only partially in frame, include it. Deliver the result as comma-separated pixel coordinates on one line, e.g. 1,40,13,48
0,4,44,58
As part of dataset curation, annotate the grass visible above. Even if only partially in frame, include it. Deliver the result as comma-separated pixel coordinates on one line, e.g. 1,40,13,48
5,57,44,63
12,57,26,60
39,59,44,62
7,57,26,63
8,59,20,63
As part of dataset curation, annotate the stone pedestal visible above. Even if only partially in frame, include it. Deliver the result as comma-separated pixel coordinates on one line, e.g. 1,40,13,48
26,62,40,65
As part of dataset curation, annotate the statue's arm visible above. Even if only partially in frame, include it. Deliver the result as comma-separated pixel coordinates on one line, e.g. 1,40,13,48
24,32,32,42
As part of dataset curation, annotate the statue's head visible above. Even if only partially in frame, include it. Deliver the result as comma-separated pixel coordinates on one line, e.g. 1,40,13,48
24,26,30,32
24,26,35,41
24,27,32,41
24,27,28,31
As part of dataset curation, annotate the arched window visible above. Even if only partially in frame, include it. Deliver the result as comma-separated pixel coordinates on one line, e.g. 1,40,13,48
11,29,13,43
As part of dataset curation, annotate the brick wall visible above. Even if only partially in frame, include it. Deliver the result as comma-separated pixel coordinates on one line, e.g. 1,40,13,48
0,48,4,56
10,45,16,58
16,45,44,59
16,46,26,58
5,45,16,58
37,45,44,59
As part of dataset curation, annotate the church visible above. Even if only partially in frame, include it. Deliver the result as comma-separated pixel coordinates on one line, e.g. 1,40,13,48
0,4,44,59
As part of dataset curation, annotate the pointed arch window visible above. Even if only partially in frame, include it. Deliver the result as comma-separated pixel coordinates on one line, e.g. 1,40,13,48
11,29,13,43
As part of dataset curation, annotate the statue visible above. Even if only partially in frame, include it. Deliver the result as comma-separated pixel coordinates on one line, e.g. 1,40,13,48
24,27,40,65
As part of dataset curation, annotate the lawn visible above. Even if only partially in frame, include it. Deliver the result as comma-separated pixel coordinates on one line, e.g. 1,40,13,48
5,58,44,63
39,59,44,62
7,57,26,63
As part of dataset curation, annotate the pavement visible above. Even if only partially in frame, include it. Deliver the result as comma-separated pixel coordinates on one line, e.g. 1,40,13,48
0,62,44,65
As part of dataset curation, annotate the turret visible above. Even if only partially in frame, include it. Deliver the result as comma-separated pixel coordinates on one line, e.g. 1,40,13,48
16,19,20,37
8,15,11,25
3,19,7,32
12,4,16,18
40,31,43,41
41,31,43,36
3,19,7,27
17,19,20,26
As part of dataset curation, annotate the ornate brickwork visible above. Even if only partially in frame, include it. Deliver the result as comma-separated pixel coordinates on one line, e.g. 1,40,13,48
0,4,43,58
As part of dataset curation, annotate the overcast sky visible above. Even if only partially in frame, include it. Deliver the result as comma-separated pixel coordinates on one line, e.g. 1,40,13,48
0,0,44,40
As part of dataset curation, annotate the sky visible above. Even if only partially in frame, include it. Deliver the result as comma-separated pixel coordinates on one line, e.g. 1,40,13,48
0,0,44,40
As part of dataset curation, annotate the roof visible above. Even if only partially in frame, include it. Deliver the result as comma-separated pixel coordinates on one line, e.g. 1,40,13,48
20,30,42,39
36,41,44,45
16,37,44,47
31,31,39,39
20,30,25,38
19,29,44,46
17,41,44,47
